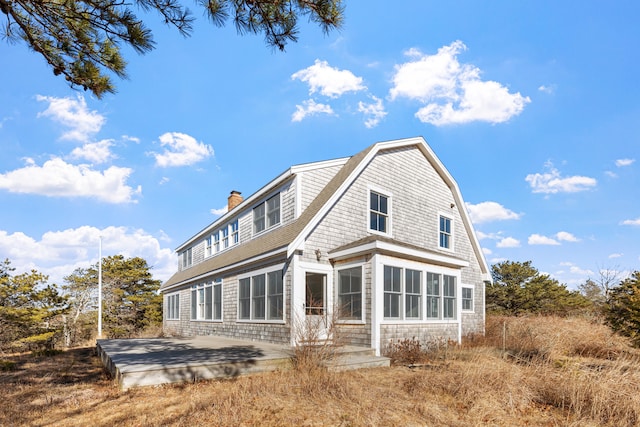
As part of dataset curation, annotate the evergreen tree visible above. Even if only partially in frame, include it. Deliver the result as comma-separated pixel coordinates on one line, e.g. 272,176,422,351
92,255,162,338
0,0,344,97
488,260,590,316
0,259,68,352
605,271,640,347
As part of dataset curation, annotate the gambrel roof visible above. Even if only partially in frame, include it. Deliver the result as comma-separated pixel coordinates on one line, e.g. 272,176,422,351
161,136,490,291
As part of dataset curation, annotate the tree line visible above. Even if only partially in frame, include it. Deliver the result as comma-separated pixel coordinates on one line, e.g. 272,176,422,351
0,256,162,354
488,260,640,346
1,257,640,353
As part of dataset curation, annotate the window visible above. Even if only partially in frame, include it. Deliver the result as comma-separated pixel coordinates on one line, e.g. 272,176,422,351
253,193,281,234
221,227,229,249
182,248,192,268
213,231,220,253
205,236,212,257
370,191,389,233
426,272,440,319
338,267,362,320
443,275,456,319
405,269,422,319
462,286,474,311
384,266,402,318
166,294,180,320
266,194,280,228
267,271,283,320
190,280,222,321
439,215,452,249
238,269,284,321
231,221,239,244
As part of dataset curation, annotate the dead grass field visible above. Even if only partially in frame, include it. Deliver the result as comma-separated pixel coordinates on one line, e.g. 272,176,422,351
2,316,640,426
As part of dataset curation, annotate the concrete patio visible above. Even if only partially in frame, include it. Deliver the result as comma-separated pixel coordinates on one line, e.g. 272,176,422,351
97,336,389,390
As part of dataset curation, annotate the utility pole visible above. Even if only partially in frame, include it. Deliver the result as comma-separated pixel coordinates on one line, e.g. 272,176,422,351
98,235,102,338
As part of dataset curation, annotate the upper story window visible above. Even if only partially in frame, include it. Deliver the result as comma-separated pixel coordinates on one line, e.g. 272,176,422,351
182,248,192,268
213,231,220,252
369,190,389,234
221,227,229,249
253,193,281,234
439,215,452,250
205,236,212,257
231,221,239,244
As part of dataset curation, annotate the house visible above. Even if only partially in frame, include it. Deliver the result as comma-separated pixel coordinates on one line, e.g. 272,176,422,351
160,136,490,356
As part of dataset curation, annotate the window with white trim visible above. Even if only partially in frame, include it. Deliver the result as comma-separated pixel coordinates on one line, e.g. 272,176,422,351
190,279,222,321
221,227,229,249
384,266,402,318
405,269,422,319
254,193,281,234
338,266,362,320
205,236,212,257
426,272,456,320
370,191,389,233
182,248,192,268
439,215,452,249
231,220,239,244
383,266,423,320
166,293,180,320
462,285,474,312
238,269,284,321
443,275,456,319
213,231,220,253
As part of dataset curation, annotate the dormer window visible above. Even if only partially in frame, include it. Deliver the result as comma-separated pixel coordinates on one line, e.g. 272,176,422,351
254,193,281,234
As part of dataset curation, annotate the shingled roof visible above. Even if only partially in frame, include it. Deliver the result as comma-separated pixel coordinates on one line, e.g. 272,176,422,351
160,142,375,291
160,136,491,291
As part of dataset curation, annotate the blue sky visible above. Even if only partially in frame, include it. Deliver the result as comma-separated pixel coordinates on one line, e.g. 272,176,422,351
1,1,638,288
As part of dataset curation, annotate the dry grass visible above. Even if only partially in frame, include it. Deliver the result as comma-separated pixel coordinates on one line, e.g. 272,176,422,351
2,316,640,426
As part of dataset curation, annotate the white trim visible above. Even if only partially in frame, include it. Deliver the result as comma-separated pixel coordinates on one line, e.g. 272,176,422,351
237,263,286,323
371,254,382,356
334,261,366,324
461,284,475,312
330,239,469,269
367,185,393,237
437,211,455,252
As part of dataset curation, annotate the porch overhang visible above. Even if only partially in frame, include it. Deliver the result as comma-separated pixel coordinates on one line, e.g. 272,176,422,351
328,236,469,269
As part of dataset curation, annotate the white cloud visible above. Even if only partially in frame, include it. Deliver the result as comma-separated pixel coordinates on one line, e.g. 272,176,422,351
211,206,228,216
70,139,115,164
605,171,617,178
466,201,521,224
538,85,556,94
291,60,366,98
291,99,335,122
36,95,104,142
528,234,560,245
0,226,175,285
151,132,214,167
496,237,520,248
159,177,170,185
621,217,640,226
0,157,140,203
525,162,597,193
482,247,492,255
615,158,635,167
609,253,623,259
389,41,530,125
358,96,387,128
476,231,503,240
555,231,579,242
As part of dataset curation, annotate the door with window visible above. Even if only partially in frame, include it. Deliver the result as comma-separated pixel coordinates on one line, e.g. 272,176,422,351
304,272,328,342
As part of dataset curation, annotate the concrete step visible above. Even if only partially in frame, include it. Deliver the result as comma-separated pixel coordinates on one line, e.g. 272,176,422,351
324,353,391,372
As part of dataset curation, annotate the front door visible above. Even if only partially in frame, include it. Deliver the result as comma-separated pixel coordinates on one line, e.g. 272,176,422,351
305,272,328,342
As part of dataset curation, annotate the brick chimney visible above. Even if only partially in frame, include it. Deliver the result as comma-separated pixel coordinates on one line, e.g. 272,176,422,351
227,190,243,211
